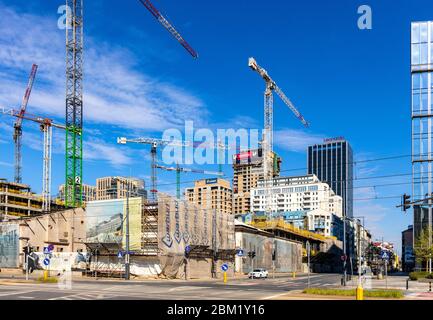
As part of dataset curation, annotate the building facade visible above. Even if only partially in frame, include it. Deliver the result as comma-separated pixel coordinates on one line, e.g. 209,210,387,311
232,149,281,214
58,183,96,203
96,176,146,200
250,174,343,217
402,225,415,272
185,178,232,215
307,138,353,217
411,21,433,248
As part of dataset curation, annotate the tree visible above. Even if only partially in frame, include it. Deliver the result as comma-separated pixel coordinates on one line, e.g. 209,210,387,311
414,227,433,271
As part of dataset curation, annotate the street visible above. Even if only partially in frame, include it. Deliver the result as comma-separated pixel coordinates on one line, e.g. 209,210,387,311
0,273,341,300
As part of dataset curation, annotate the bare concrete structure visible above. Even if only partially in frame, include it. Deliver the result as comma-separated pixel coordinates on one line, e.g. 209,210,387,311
0,179,63,220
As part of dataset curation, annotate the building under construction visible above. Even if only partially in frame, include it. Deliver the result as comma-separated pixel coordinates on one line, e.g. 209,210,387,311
84,194,235,279
232,149,281,214
0,179,64,220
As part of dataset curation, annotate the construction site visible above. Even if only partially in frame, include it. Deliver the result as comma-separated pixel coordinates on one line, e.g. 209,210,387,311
0,0,349,280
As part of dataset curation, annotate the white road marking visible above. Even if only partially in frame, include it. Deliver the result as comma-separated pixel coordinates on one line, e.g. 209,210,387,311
261,292,290,300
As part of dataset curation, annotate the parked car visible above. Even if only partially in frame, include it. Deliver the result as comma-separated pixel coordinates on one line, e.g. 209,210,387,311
248,268,268,279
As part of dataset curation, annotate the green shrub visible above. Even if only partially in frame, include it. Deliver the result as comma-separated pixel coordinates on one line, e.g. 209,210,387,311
409,271,433,280
303,288,403,299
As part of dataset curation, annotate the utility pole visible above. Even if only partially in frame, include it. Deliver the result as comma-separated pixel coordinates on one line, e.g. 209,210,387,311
306,240,311,289
343,217,347,286
125,181,130,280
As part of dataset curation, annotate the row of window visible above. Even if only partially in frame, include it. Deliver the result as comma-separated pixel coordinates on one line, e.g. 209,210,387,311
254,185,319,195
411,22,433,44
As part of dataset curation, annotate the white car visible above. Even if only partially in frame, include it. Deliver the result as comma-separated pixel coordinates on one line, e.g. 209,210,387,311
248,268,268,279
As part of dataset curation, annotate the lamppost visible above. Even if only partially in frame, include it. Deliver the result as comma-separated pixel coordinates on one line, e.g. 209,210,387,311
114,177,130,280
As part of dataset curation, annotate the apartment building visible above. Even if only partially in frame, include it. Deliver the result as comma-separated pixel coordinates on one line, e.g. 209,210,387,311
58,183,96,203
96,176,146,200
186,178,233,215
250,174,343,217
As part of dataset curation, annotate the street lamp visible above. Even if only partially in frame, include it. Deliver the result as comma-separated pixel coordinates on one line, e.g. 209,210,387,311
113,177,131,280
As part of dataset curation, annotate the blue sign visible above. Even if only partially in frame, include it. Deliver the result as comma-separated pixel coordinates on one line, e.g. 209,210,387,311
381,251,389,260
221,263,229,272
47,244,54,252
43,247,49,254
117,251,123,258
43,258,50,266
185,245,191,254
236,249,244,257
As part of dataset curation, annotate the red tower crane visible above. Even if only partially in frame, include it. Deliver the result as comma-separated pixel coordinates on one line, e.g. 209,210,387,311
13,64,38,183
138,0,198,58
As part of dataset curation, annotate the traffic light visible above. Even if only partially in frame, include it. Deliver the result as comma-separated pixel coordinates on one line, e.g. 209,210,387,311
402,194,411,212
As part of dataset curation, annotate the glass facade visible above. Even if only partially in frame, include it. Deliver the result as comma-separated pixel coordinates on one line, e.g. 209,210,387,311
411,21,433,241
307,140,353,217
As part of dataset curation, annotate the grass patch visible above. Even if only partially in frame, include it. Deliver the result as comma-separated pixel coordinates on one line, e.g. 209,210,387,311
303,288,403,299
36,276,58,283
409,271,433,281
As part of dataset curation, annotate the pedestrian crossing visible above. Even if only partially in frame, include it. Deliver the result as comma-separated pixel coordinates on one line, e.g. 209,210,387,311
50,293,118,300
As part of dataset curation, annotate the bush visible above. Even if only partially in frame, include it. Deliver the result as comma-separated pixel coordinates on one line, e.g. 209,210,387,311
409,271,433,280
303,288,403,299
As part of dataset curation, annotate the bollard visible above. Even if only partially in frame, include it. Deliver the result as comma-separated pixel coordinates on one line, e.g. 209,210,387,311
223,271,227,284
43,270,48,281
292,272,296,279
406,279,409,290
356,285,364,300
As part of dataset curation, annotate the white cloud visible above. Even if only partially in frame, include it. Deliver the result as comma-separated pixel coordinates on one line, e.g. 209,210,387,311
0,3,207,133
274,129,324,153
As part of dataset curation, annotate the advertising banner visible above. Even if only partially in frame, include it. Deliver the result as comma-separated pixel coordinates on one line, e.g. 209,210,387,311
0,224,19,268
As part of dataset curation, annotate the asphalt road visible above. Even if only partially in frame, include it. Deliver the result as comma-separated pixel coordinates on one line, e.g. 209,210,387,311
0,273,341,300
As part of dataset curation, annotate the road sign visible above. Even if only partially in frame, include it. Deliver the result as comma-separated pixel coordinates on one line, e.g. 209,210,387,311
47,244,54,252
185,245,191,254
381,251,389,260
117,251,123,258
43,247,50,254
43,258,50,266
221,263,229,272
236,249,244,257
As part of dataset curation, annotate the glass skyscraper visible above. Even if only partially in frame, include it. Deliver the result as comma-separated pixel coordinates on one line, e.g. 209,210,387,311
411,21,433,244
307,138,353,218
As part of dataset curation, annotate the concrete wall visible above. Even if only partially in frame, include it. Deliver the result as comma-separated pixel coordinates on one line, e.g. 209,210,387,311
235,231,302,274
0,208,86,268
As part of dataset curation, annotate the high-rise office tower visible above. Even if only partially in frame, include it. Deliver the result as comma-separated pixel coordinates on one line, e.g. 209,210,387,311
411,21,433,250
307,137,353,217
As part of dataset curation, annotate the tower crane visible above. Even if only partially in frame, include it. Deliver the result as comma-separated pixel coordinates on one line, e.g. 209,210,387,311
248,57,309,181
117,137,228,202
138,0,198,58
65,0,84,208
13,64,38,184
154,163,223,199
1,108,66,212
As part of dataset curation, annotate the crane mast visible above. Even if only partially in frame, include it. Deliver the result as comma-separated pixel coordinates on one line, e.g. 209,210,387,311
13,64,38,184
248,57,309,181
154,163,223,199
117,137,228,201
2,108,66,212
138,0,198,58
65,0,84,208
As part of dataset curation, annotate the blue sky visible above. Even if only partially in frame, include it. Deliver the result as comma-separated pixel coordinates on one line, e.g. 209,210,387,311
1,0,432,253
